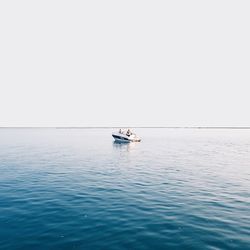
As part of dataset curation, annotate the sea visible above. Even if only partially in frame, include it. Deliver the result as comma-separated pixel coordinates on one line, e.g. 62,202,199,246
0,128,249,250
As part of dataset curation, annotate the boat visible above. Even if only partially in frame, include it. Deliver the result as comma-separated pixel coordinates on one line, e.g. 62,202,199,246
112,129,141,143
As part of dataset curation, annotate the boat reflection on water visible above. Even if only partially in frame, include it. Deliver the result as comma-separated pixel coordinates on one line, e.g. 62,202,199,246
112,141,137,152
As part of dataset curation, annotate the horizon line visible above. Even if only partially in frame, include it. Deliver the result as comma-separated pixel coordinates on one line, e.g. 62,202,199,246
0,126,250,129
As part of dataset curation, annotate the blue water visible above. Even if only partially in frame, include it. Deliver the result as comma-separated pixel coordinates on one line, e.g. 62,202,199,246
0,128,249,250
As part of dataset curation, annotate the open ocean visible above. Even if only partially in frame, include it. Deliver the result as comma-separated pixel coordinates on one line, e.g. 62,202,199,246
0,128,249,250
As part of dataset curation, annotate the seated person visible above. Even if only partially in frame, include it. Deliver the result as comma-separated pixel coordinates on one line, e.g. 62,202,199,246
126,129,131,136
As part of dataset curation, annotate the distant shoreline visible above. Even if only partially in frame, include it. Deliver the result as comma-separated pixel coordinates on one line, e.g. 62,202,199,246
0,127,250,129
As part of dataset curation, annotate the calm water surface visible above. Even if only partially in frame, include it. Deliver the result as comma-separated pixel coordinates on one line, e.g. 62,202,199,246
0,128,249,250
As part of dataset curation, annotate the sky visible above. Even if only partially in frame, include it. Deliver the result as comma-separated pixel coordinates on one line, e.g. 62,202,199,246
0,1,249,127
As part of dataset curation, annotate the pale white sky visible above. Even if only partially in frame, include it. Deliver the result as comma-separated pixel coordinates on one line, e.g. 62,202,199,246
0,1,249,127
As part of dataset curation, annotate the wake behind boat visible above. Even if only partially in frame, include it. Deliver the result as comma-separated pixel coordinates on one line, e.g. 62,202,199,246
112,129,141,143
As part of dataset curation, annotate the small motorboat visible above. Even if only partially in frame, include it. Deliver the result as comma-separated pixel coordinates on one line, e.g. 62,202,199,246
112,129,141,143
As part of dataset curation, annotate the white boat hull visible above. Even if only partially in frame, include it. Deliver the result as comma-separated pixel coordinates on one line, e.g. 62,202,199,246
112,132,141,143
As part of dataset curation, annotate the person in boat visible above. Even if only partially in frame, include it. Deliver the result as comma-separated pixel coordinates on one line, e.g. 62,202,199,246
119,129,122,134
126,129,132,136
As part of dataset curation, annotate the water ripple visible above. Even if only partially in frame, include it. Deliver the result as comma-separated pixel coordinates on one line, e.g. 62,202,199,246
0,128,250,249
